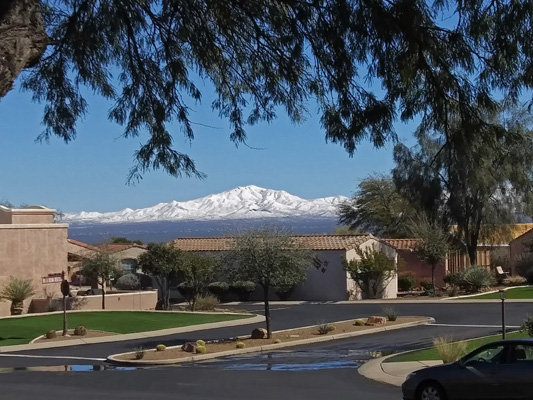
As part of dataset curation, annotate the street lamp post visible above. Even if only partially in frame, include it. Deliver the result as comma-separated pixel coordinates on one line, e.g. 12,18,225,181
499,289,506,339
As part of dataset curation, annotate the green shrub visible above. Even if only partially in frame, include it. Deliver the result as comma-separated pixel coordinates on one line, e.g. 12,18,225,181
229,281,256,301
196,345,206,354
316,322,336,335
45,329,57,339
156,344,166,351
420,280,434,291
196,339,206,346
273,284,295,300
115,273,141,290
382,306,398,321
446,285,459,297
515,255,533,284
460,265,495,293
398,274,416,292
177,282,196,302
207,282,229,302
354,318,366,326
235,342,246,349
433,337,467,363
194,294,219,311
443,272,463,287
73,325,87,336
521,315,533,337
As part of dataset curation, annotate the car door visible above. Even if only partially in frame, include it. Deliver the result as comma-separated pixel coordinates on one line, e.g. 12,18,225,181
496,343,533,399
454,343,507,399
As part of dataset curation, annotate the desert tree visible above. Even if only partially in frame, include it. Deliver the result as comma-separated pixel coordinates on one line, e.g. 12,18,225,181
138,243,184,310
344,246,396,299
80,252,122,309
394,107,533,265
337,174,417,238
177,253,215,311
2,1,533,181
226,227,311,338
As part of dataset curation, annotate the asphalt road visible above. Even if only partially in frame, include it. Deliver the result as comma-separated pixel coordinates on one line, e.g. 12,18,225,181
0,301,530,399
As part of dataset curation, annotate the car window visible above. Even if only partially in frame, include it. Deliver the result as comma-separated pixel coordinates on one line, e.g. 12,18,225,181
509,344,533,363
463,344,506,365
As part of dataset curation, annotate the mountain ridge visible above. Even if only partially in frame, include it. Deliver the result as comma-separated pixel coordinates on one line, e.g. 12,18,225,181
63,185,348,224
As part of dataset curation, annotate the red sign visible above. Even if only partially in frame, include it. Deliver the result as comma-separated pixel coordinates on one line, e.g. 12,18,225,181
42,273,63,284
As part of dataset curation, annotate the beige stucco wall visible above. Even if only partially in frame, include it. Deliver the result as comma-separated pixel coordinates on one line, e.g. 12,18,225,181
0,205,55,225
0,223,68,317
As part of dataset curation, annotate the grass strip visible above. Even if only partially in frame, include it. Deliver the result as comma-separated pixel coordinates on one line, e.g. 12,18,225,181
457,286,533,300
0,311,252,347
385,331,528,363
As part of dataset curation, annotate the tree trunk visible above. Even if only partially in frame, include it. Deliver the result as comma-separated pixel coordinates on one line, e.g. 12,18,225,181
0,0,48,98
263,285,271,339
100,281,106,310
431,264,436,295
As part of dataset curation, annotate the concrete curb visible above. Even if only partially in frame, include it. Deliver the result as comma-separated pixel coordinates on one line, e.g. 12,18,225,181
106,317,435,365
0,313,263,353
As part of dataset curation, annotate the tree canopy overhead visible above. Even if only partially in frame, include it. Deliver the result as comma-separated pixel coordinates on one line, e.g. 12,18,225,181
2,0,533,181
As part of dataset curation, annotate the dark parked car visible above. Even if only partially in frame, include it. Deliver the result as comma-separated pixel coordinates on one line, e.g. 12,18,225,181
402,339,533,400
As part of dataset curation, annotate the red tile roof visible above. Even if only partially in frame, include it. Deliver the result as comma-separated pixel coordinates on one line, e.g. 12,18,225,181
380,238,421,250
67,238,99,251
97,243,147,253
171,234,374,252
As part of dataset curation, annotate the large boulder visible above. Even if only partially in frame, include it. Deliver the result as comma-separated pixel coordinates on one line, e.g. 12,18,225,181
251,328,268,339
365,316,387,326
182,342,197,353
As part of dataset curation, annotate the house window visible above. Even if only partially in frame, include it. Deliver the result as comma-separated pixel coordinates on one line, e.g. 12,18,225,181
121,259,138,274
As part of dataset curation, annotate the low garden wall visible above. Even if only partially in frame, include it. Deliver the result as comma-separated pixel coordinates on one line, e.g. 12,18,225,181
29,290,158,313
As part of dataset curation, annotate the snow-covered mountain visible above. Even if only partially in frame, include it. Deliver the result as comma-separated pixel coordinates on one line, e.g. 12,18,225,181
63,185,348,224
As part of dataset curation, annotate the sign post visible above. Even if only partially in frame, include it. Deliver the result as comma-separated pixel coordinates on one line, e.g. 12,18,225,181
60,272,70,336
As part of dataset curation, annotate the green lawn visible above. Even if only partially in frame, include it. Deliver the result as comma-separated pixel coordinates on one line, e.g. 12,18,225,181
385,331,528,363
0,311,252,347
458,286,533,300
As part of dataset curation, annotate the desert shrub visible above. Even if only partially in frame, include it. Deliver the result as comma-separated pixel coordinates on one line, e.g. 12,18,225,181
196,339,206,346
420,280,433,291
156,344,166,351
515,254,533,284
194,294,219,311
235,342,246,349
398,274,416,292
196,345,206,354
443,272,463,287
73,325,87,336
207,282,229,302
45,329,57,339
521,315,533,337
446,285,459,297
229,281,256,301
433,337,467,363
354,318,366,326
460,265,495,293
382,306,398,321
273,339,281,344
316,322,336,335
115,273,141,290
504,275,527,286
133,347,145,359
273,284,295,300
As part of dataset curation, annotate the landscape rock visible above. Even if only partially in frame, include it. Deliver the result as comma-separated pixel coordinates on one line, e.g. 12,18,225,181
251,328,268,339
182,342,197,353
365,316,387,326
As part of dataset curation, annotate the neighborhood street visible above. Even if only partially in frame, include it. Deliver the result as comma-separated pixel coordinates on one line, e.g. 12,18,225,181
0,301,530,399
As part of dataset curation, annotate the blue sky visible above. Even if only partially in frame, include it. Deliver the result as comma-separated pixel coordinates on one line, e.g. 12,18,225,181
0,77,416,213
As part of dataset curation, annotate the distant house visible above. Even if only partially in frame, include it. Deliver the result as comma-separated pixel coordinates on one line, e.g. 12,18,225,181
96,243,147,274
380,238,446,288
0,205,68,316
171,234,398,301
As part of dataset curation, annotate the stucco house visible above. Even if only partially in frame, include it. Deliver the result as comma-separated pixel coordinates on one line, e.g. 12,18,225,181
171,234,398,301
0,205,68,316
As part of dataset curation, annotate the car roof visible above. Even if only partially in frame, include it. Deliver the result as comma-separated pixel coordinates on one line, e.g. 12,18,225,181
482,338,533,346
